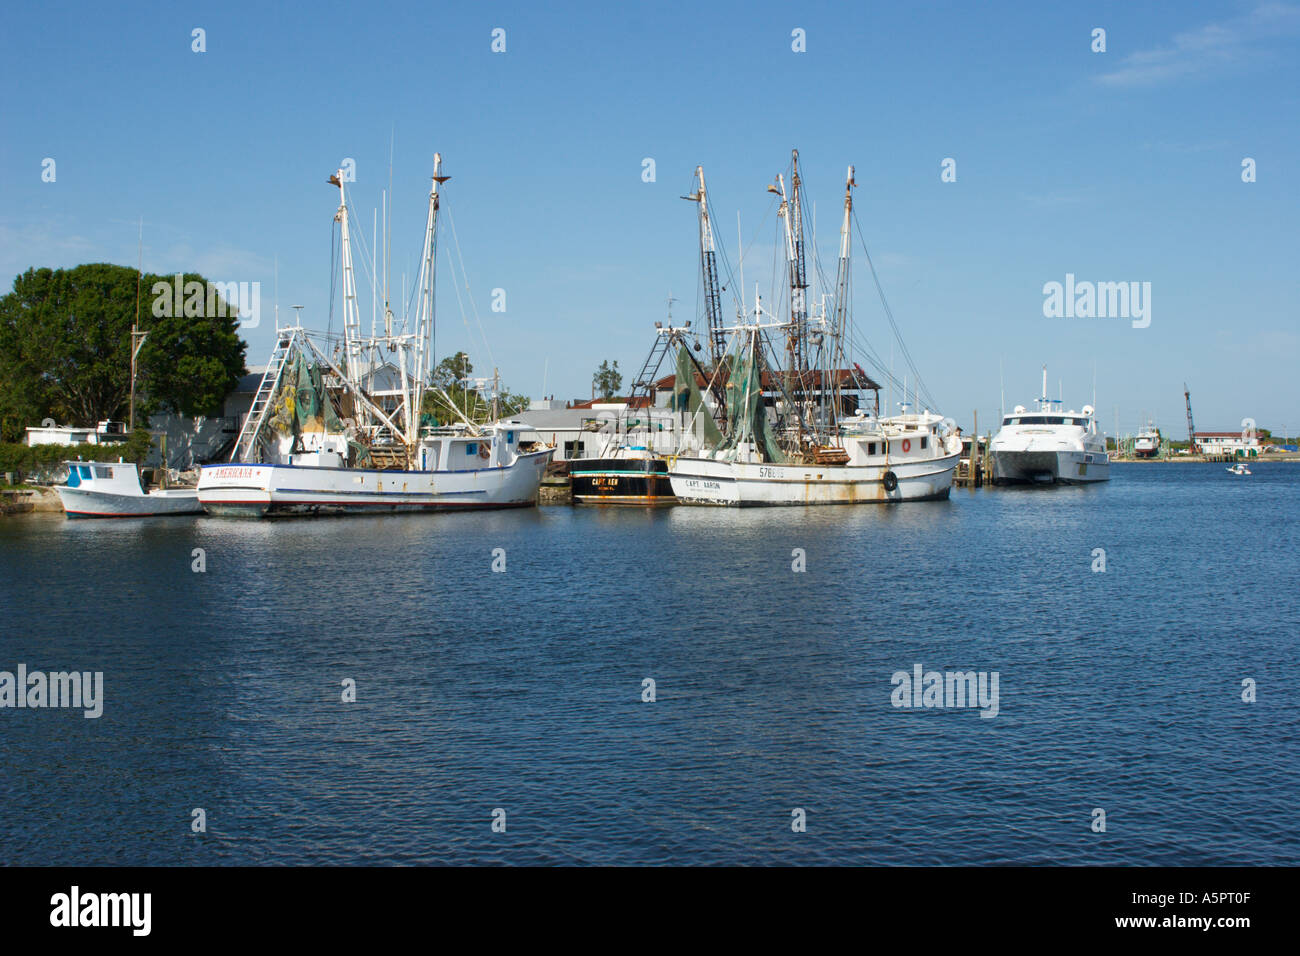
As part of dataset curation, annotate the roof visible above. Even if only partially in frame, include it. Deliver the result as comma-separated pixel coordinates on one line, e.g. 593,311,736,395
1196,431,1259,439
568,396,653,409
234,366,268,392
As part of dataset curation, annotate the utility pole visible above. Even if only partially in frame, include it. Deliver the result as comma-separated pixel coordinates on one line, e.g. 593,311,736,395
128,217,147,432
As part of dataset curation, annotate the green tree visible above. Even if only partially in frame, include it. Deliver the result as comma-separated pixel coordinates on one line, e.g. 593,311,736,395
593,359,622,400
0,263,247,440
420,352,530,424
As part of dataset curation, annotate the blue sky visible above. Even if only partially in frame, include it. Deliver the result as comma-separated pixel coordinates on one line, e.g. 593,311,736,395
2,0,1297,436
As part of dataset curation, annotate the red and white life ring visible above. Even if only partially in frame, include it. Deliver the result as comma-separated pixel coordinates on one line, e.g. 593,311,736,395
901,438,912,453
478,443,491,461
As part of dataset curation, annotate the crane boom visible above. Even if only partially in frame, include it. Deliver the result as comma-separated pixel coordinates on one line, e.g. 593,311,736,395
1184,382,1198,454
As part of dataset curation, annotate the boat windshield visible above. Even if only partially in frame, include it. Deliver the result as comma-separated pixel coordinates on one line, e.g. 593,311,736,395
1002,416,1089,426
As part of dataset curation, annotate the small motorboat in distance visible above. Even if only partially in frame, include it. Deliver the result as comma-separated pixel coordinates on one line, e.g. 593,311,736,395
1227,462,1252,476
57,460,202,518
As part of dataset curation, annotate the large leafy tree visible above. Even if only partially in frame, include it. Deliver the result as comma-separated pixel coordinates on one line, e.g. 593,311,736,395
0,263,247,440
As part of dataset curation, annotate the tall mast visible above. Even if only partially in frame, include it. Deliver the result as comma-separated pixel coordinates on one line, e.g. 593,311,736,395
682,166,726,368
787,149,809,376
770,149,811,447
331,170,362,379
830,165,856,431
410,152,448,443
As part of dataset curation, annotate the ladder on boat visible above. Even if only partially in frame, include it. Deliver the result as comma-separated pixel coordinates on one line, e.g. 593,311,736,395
632,331,677,396
230,330,297,462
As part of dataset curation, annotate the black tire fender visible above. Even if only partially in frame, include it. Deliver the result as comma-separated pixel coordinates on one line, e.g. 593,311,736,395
882,470,898,493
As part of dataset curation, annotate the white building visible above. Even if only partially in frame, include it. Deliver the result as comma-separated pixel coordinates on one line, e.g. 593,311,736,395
512,400,688,463
1195,431,1261,457
25,421,129,446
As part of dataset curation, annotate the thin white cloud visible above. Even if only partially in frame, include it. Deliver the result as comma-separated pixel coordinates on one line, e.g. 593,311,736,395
1095,2,1300,88
0,215,271,290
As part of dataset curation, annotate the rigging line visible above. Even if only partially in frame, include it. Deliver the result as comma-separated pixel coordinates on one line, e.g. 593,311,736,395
853,219,935,411
345,201,380,303
444,203,497,379
675,328,736,454
442,240,469,356
400,201,439,338
851,212,939,412
327,217,338,338
711,193,778,316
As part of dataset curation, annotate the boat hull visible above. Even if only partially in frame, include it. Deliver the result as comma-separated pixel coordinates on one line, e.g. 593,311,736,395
991,449,1110,484
196,449,553,517
57,487,203,518
668,453,958,506
571,458,676,506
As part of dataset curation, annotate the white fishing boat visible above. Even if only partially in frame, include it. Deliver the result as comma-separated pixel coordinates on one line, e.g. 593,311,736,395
989,367,1110,484
197,155,551,517
1134,421,1162,458
668,152,960,506
1227,462,1251,476
58,460,201,518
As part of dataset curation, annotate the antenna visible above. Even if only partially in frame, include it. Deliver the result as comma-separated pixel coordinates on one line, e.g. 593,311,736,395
372,208,378,338
999,356,1005,419
737,211,745,320
273,254,279,331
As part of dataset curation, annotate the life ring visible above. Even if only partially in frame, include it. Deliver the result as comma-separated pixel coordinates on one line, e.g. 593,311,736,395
901,438,912,453
882,470,898,492
478,443,491,461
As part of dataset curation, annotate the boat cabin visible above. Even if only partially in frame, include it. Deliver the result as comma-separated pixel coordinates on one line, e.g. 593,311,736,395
64,460,145,495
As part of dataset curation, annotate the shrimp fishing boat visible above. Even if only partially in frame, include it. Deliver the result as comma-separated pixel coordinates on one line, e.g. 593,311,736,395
570,451,674,505
197,155,551,517
668,151,960,506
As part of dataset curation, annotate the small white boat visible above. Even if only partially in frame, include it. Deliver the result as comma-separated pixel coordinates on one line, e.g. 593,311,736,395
57,461,202,518
1227,463,1252,475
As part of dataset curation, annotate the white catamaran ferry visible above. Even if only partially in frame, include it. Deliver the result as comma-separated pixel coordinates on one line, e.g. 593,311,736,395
989,367,1110,484
197,155,551,517
666,152,960,506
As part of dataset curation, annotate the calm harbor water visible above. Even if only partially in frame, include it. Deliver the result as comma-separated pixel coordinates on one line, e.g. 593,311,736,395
1,462,1297,865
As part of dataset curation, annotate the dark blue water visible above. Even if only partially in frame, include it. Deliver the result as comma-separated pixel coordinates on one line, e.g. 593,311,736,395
2,462,1297,865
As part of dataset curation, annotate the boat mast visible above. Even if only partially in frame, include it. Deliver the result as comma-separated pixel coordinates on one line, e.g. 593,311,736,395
331,170,362,380
772,149,810,448
682,166,727,369
829,165,856,433
410,152,448,443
